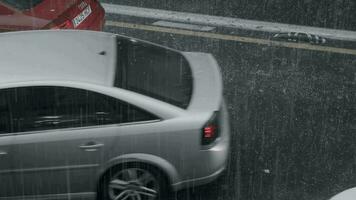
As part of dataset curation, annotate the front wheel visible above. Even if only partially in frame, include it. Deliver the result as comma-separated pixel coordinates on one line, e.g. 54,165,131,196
100,164,169,200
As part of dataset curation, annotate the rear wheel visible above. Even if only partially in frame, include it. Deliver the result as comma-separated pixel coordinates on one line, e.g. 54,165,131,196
100,164,169,200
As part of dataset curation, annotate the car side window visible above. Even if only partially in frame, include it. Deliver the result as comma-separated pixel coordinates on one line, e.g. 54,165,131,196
0,89,15,134
12,86,158,133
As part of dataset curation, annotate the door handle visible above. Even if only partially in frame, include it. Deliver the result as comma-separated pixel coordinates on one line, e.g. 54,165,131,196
0,151,7,155
79,142,104,151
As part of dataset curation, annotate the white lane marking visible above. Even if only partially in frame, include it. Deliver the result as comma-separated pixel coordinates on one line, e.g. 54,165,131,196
102,3,356,42
106,21,356,56
153,20,215,31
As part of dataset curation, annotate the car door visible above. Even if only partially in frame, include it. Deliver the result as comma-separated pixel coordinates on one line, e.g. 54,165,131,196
10,86,102,199
10,85,159,199
0,135,16,199
0,88,22,198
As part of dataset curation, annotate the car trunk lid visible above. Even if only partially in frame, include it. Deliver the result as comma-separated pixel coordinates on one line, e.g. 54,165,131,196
182,52,223,113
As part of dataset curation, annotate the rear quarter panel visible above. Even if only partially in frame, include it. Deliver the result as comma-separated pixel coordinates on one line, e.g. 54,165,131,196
95,113,210,185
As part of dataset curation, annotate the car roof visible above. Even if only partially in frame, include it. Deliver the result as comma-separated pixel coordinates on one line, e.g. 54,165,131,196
0,30,117,86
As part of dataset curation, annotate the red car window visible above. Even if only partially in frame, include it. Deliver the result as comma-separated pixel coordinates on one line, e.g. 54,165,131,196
0,0,43,10
0,3,13,15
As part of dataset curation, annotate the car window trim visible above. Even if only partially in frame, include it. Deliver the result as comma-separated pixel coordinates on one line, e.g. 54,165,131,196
0,132,13,137
0,0,44,10
0,85,163,134
0,119,162,137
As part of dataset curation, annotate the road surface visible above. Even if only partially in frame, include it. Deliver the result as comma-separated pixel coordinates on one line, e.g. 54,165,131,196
102,3,356,200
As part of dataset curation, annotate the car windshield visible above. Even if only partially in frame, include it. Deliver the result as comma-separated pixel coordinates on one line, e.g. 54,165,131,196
114,37,193,109
0,0,43,10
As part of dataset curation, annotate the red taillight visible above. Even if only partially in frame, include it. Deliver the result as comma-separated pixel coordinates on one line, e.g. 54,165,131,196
50,20,73,29
203,125,217,138
202,111,220,145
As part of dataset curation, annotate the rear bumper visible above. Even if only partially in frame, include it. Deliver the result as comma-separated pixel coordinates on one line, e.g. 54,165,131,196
171,101,230,191
40,1,105,31
171,136,229,191
88,4,105,31
171,138,229,191
87,10,105,31
77,3,105,31
172,164,226,191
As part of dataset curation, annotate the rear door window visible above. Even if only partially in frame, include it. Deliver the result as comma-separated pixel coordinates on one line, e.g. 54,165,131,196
9,86,158,133
0,89,15,134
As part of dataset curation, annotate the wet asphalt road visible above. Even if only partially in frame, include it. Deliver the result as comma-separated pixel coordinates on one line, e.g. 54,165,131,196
103,9,356,200
101,0,356,31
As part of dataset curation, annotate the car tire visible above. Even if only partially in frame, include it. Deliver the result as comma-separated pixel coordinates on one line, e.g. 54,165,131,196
99,163,169,200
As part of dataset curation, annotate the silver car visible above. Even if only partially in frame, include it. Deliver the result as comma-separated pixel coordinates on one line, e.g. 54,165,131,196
0,30,230,200
330,188,356,200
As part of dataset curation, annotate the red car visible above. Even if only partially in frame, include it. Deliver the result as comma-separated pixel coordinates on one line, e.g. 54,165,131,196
0,0,105,31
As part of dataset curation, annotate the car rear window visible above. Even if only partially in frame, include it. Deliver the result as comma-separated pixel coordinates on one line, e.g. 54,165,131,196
0,0,43,10
114,38,193,109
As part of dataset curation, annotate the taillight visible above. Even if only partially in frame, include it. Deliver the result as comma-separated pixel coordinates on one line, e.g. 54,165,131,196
49,20,74,29
202,111,220,145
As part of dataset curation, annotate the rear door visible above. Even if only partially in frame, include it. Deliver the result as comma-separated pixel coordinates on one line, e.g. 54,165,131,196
11,86,102,198
0,135,16,198
0,134,15,198
0,88,22,198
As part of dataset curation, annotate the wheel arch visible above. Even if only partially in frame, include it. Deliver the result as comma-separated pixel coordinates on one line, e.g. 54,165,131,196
96,153,180,193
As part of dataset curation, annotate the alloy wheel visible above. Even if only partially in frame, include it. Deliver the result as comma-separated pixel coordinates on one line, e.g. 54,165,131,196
108,168,160,200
